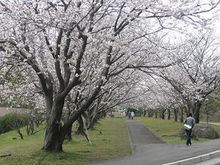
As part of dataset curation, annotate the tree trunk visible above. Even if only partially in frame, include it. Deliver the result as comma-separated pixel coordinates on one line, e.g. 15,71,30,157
88,115,98,130
42,97,65,152
26,119,34,135
160,110,165,120
64,96,73,141
143,110,146,116
42,124,64,151
187,101,202,124
174,108,178,122
61,85,102,145
17,128,24,140
87,101,99,130
75,115,91,143
194,108,200,123
193,102,202,123
167,109,171,120
65,124,72,141
180,108,183,123
76,115,84,135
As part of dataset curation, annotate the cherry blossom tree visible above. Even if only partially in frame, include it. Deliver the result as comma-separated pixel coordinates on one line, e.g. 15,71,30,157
144,75,186,121
156,34,220,123
0,0,220,152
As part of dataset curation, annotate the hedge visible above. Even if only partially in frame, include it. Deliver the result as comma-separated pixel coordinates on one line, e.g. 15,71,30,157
0,113,29,134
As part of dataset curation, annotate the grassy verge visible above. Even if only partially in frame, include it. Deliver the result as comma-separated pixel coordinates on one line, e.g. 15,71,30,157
0,117,131,165
138,117,220,144
212,125,220,135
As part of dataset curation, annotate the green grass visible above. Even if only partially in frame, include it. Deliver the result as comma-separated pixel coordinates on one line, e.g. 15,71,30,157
212,125,220,135
138,117,220,144
0,117,131,165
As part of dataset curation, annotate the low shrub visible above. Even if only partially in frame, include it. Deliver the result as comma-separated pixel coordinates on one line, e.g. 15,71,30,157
0,113,29,134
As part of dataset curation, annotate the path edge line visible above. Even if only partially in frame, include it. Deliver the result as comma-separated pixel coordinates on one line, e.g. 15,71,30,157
162,149,220,165
126,120,135,154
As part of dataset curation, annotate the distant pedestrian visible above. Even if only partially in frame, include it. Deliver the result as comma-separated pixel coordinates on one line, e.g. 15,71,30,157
131,111,135,120
184,113,195,146
128,111,131,119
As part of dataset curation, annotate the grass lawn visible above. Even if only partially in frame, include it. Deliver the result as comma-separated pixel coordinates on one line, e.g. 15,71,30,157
0,117,131,165
138,117,220,144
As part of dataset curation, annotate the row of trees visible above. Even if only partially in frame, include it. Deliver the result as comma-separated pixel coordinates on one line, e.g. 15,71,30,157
0,0,220,152
132,34,220,123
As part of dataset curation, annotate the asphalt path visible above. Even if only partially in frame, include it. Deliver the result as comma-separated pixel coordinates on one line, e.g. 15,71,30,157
93,120,220,165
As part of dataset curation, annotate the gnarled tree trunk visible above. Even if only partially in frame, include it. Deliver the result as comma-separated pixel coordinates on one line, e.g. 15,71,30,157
76,115,84,135
42,96,65,152
42,123,64,151
64,124,72,141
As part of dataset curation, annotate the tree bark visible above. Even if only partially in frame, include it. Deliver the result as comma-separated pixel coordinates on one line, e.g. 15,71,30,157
64,124,72,141
180,108,183,123
42,124,64,152
160,110,165,119
87,99,100,130
193,102,202,123
76,115,84,135
167,109,171,120
42,78,102,151
64,96,73,141
174,108,178,122
17,128,24,140
42,96,65,152
75,115,91,143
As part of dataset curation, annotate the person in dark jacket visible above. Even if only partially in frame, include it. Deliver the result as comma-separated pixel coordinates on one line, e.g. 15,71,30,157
184,113,195,146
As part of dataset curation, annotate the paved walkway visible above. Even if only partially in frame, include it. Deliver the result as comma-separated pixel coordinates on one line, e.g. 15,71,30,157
93,120,220,165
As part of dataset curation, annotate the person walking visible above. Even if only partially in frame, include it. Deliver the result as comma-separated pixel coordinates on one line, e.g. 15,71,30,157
128,111,131,120
131,111,135,120
184,113,195,146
